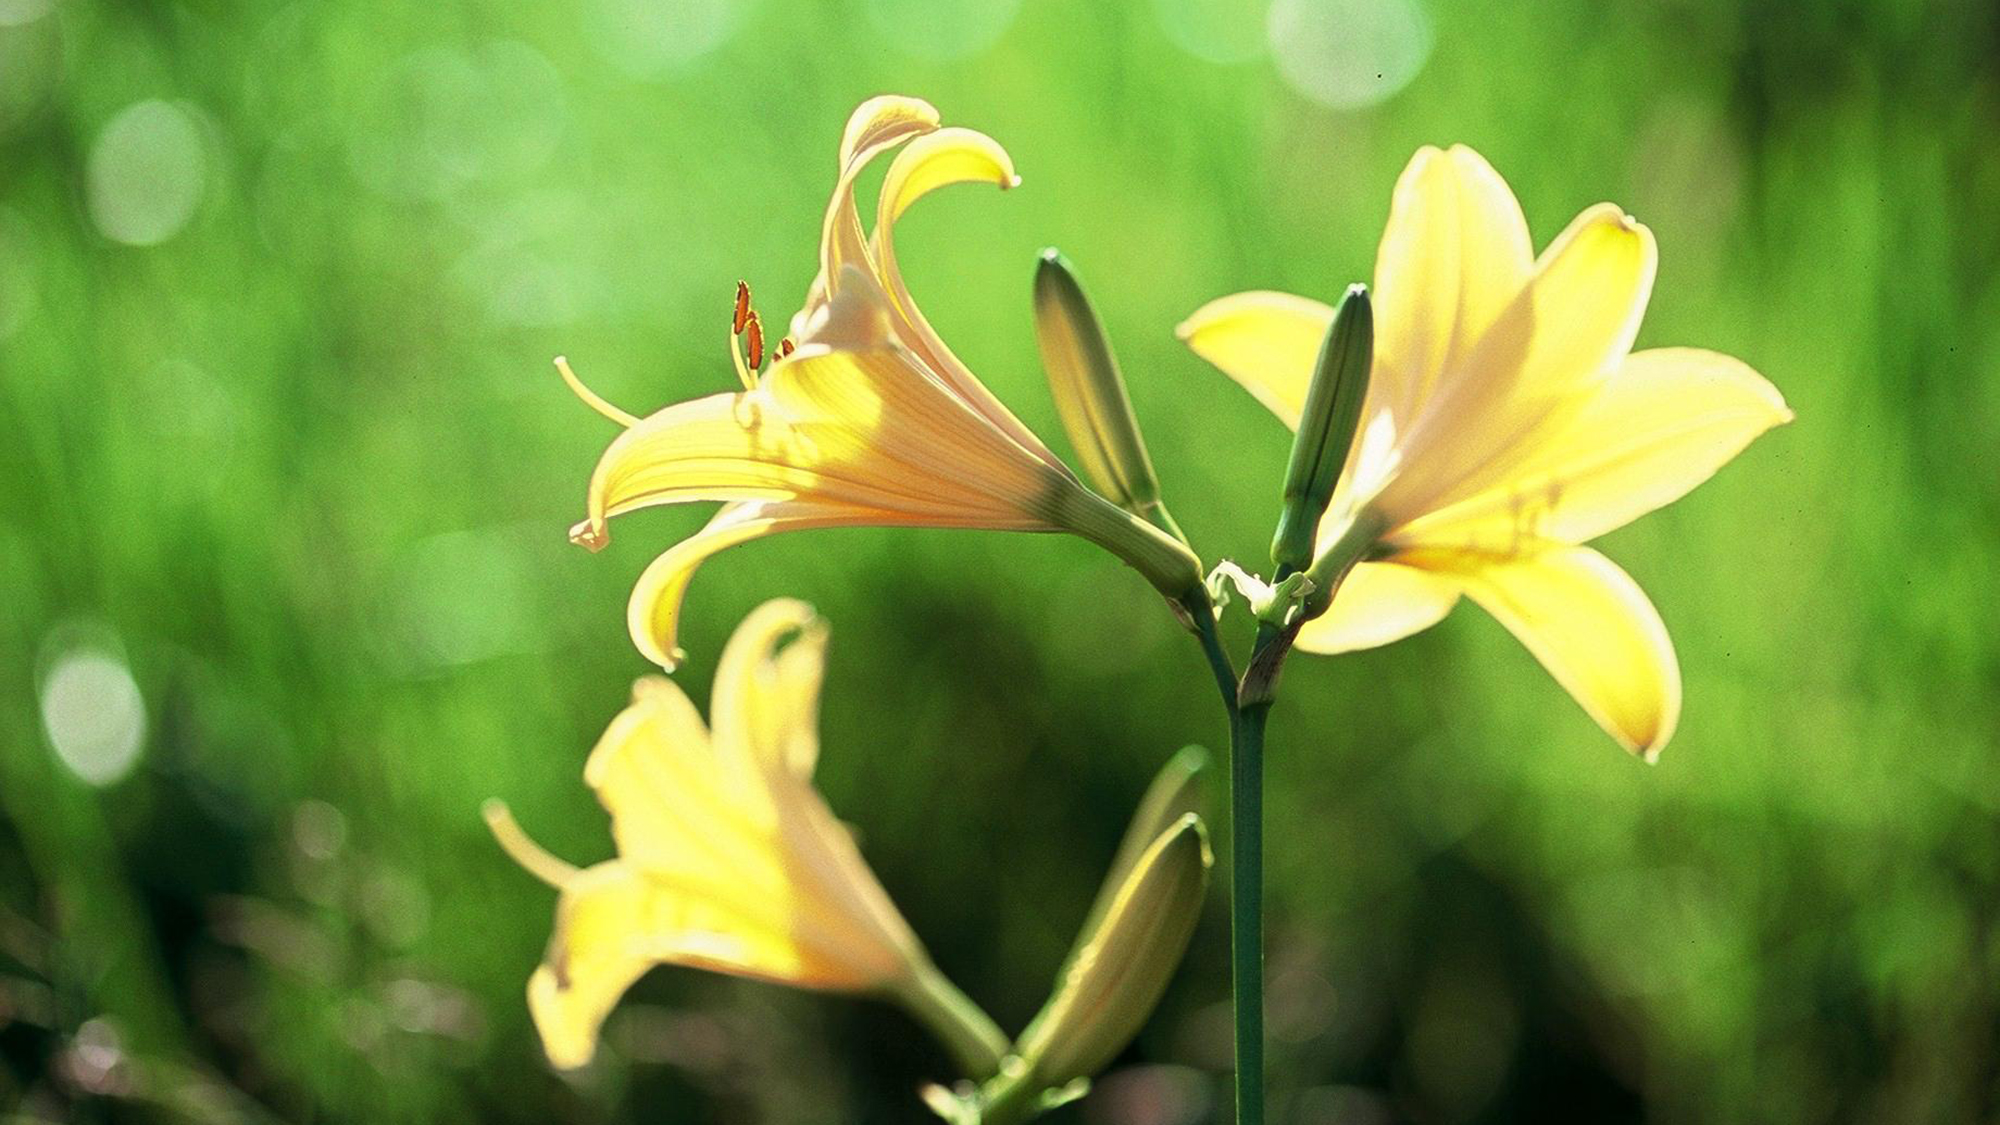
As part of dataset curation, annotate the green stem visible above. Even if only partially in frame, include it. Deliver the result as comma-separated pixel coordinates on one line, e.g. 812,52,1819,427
1230,699,1269,1125
1190,601,1241,717
898,960,1011,1081
1191,595,1270,1125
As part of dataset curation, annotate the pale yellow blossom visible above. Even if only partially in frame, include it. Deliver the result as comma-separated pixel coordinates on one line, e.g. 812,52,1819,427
486,600,997,1069
564,96,1199,669
1181,146,1791,759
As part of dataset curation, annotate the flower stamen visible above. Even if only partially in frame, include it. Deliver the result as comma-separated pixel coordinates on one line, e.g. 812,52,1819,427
555,356,641,428
482,799,579,889
745,310,766,370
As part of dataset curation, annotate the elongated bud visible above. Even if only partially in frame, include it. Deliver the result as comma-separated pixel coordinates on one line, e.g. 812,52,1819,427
1034,251,1179,538
1013,813,1211,1086
1080,746,1207,939
1271,284,1373,573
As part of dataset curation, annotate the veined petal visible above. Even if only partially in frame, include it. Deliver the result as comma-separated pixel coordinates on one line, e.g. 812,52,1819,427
625,501,875,672
863,127,1066,472
876,126,1019,228
1372,145,1534,427
1294,560,1461,654
576,343,1068,555
1410,545,1680,759
1175,290,1333,429
1393,348,1793,552
760,342,1071,519
573,391,831,544
811,96,942,315
1379,204,1658,523
838,95,940,170
709,597,828,778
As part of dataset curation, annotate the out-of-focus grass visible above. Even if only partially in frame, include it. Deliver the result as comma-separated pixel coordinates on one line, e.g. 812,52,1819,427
1,0,1996,1121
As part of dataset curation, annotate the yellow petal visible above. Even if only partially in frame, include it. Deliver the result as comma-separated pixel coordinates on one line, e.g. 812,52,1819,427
1379,204,1657,525
1394,348,1792,552
600,327,1082,667
837,95,940,170
1293,560,1461,654
861,127,1064,473
812,96,941,312
1412,545,1680,759
1372,145,1534,427
625,501,860,671
709,597,828,778
876,126,1018,229
576,341,1067,553
583,675,792,896
1175,290,1333,429
575,683,921,988
527,860,825,1069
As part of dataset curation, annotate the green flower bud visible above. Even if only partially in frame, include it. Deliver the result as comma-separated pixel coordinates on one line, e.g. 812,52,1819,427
1013,813,1211,1086
1271,284,1373,573
1080,746,1208,938
1034,250,1185,543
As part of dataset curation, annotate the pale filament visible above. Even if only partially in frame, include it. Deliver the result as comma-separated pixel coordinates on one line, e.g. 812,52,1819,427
556,356,641,428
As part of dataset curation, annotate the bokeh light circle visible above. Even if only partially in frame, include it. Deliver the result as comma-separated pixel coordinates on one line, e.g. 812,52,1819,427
1153,0,1269,65
39,646,147,787
586,0,749,78
86,100,207,246
865,0,1022,60
347,42,565,200
1267,0,1433,110
0,0,52,25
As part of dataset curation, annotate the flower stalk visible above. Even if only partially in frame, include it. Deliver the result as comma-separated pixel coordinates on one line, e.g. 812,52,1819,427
894,961,1011,1080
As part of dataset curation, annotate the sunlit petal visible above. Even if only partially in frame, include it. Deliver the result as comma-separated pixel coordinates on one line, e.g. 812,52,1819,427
1395,348,1792,552
709,596,827,777
1175,289,1332,429
1294,560,1461,654
1372,145,1534,427
864,128,1063,470
575,343,1067,555
876,126,1018,228
837,95,940,170
625,501,859,671
1377,203,1657,521
814,96,941,306
760,342,1071,518
1410,545,1680,759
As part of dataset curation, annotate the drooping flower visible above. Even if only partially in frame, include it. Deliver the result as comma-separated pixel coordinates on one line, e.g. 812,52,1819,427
486,599,1004,1071
562,96,1200,669
1180,145,1791,759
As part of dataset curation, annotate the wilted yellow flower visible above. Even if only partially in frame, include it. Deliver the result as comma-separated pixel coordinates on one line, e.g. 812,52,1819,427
563,95,1200,669
486,599,1004,1071
1181,146,1791,759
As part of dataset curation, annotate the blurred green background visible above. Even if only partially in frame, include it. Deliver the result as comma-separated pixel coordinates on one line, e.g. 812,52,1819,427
3,0,1997,1121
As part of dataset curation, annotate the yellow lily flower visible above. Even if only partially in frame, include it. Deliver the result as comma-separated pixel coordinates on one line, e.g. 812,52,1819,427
485,599,1004,1071
563,95,1200,669
1180,145,1792,760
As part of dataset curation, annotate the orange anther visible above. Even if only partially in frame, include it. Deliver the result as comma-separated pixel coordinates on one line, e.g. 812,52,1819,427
745,311,765,368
